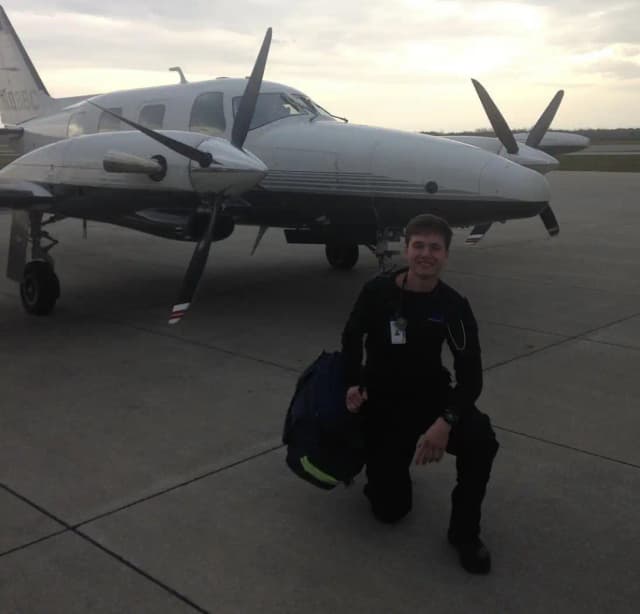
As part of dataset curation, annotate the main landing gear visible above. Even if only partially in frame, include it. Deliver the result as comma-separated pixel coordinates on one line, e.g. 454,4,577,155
325,242,359,270
8,210,61,316
20,261,60,315
324,227,403,272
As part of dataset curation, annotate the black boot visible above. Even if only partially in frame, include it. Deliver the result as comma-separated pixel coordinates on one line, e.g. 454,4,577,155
448,533,492,574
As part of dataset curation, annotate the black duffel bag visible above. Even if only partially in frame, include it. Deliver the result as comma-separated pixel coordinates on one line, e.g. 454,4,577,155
283,351,365,489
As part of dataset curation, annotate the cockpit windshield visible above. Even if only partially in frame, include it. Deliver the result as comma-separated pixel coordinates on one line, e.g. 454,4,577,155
232,93,307,129
231,92,338,129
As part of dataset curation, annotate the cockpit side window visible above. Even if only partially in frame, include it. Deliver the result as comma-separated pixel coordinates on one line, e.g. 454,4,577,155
190,92,226,136
231,93,307,130
67,112,88,137
98,108,124,133
138,104,166,129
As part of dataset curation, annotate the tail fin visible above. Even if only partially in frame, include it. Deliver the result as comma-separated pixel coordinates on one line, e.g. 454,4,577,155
0,5,55,124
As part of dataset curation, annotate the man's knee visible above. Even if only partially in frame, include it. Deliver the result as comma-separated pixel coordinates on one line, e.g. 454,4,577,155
364,480,412,524
448,408,499,458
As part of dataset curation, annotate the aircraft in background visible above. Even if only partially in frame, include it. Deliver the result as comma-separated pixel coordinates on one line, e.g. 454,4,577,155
0,5,555,321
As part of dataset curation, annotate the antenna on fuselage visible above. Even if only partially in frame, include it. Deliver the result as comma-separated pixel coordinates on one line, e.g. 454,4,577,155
169,67,188,84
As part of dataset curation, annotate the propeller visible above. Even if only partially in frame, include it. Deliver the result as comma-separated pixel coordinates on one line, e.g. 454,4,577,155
170,27,272,324
470,79,561,238
169,198,223,324
231,28,272,149
539,205,559,236
90,27,272,324
471,78,519,154
526,90,564,148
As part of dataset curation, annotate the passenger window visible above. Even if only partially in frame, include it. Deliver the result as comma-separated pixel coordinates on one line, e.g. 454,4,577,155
138,104,165,129
67,112,87,137
98,108,124,132
189,92,226,136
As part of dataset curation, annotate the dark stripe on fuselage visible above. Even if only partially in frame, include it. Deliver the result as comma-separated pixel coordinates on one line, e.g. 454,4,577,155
43,183,547,242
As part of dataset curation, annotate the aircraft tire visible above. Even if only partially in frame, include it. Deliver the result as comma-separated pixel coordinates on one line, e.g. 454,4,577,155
325,243,359,270
20,261,61,316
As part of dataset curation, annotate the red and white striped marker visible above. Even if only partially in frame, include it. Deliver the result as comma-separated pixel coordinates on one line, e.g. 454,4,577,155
169,302,190,325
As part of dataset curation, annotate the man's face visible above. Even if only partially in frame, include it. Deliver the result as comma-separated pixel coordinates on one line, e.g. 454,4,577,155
405,232,449,280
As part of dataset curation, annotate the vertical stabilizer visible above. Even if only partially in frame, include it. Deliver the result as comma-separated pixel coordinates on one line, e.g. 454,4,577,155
0,6,55,124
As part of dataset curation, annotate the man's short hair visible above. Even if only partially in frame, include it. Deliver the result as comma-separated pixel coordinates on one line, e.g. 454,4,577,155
404,214,452,249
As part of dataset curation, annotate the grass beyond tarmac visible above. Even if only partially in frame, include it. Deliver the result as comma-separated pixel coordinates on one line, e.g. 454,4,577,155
557,154,640,172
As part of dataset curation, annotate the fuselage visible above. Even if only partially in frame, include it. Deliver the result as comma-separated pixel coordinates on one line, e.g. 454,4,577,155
5,78,551,238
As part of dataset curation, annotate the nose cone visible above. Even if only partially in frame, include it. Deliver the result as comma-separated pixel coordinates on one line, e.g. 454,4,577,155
479,156,550,204
190,138,268,195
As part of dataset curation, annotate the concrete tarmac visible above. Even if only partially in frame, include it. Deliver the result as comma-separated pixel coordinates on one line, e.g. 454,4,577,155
1,172,639,613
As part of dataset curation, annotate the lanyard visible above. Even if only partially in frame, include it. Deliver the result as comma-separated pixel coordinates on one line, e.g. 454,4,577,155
395,273,467,351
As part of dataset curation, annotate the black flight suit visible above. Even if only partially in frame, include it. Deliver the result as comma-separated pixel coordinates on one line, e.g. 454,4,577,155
341,269,499,540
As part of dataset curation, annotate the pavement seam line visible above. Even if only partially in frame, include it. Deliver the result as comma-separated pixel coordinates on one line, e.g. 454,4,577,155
0,482,210,614
494,426,640,470
74,443,284,529
446,266,640,298
485,309,640,372
90,313,302,375
0,528,69,559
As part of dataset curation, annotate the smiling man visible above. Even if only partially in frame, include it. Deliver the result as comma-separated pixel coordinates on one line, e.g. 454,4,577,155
341,213,499,574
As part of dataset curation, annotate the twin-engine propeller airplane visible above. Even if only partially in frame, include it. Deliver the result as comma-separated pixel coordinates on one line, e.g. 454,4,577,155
0,5,556,323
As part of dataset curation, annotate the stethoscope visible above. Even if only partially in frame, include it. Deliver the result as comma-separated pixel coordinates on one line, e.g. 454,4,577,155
395,272,467,352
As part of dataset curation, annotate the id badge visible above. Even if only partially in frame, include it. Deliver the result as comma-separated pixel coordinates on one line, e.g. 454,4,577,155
390,320,407,345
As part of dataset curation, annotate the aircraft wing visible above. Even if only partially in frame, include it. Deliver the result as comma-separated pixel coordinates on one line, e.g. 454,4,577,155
0,126,23,138
0,179,52,205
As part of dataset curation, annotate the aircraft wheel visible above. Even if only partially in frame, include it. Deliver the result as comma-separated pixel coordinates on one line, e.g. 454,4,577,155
325,243,359,270
20,261,61,315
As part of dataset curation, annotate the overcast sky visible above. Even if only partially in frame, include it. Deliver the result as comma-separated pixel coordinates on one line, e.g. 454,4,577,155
3,0,639,131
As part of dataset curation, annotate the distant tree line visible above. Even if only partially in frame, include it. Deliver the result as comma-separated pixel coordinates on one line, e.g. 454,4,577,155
422,128,640,143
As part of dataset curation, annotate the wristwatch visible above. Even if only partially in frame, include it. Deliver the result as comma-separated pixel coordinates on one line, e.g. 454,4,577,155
441,408,459,427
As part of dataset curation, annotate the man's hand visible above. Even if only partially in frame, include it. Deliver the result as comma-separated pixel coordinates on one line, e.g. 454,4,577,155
414,417,451,464
346,386,368,413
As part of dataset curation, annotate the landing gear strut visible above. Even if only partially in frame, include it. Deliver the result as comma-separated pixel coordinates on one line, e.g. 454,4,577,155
325,242,359,270
366,227,403,272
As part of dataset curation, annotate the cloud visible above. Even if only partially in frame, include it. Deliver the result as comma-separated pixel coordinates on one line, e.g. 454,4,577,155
3,1,639,129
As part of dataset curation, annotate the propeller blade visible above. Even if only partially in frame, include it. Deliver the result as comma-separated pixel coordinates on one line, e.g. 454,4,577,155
231,28,272,149
88,102,215,168
465,223,492,245
471,79,519,154
526,90,564,148
169,200,222,325
250,225,269,255
539,205,559,236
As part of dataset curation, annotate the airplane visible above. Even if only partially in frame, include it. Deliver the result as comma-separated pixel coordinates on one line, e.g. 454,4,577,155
0,5,555,322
